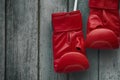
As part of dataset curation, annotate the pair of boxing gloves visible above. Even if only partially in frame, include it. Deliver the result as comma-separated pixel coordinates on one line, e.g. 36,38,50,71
52,0,120,73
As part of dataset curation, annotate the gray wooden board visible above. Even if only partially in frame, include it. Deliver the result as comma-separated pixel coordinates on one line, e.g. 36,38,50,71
99,49,120,80
6,0,38,80
68,0,99,80
39,0,68,80
0,0,5,80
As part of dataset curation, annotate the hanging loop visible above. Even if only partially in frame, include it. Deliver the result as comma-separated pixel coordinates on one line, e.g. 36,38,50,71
73,0,78,11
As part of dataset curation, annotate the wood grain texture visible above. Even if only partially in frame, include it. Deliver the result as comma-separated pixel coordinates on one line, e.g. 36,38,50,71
99,49,120,80
39,0,68,80
0,0,5,80
6,0,38,80
69,0,99,80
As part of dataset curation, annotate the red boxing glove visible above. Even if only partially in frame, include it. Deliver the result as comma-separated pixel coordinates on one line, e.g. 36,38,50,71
86,0,120,49
52,10,89,73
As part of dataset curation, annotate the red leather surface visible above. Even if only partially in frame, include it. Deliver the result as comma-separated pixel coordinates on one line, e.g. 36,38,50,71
86,0,120,49
89,0,119,9
52,10,89,73
52,10,82,32
119,12,120,45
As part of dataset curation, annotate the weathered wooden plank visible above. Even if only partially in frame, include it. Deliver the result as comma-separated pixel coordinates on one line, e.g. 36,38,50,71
99,49,120,80
39,0,68,80
0,0,5,80
6,0,38,80
68,0,99,80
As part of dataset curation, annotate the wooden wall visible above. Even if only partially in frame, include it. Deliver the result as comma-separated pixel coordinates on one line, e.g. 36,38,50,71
0,0,120,80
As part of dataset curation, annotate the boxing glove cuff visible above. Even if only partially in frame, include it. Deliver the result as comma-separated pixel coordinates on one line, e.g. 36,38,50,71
89,0,119,9
52,10,82,32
